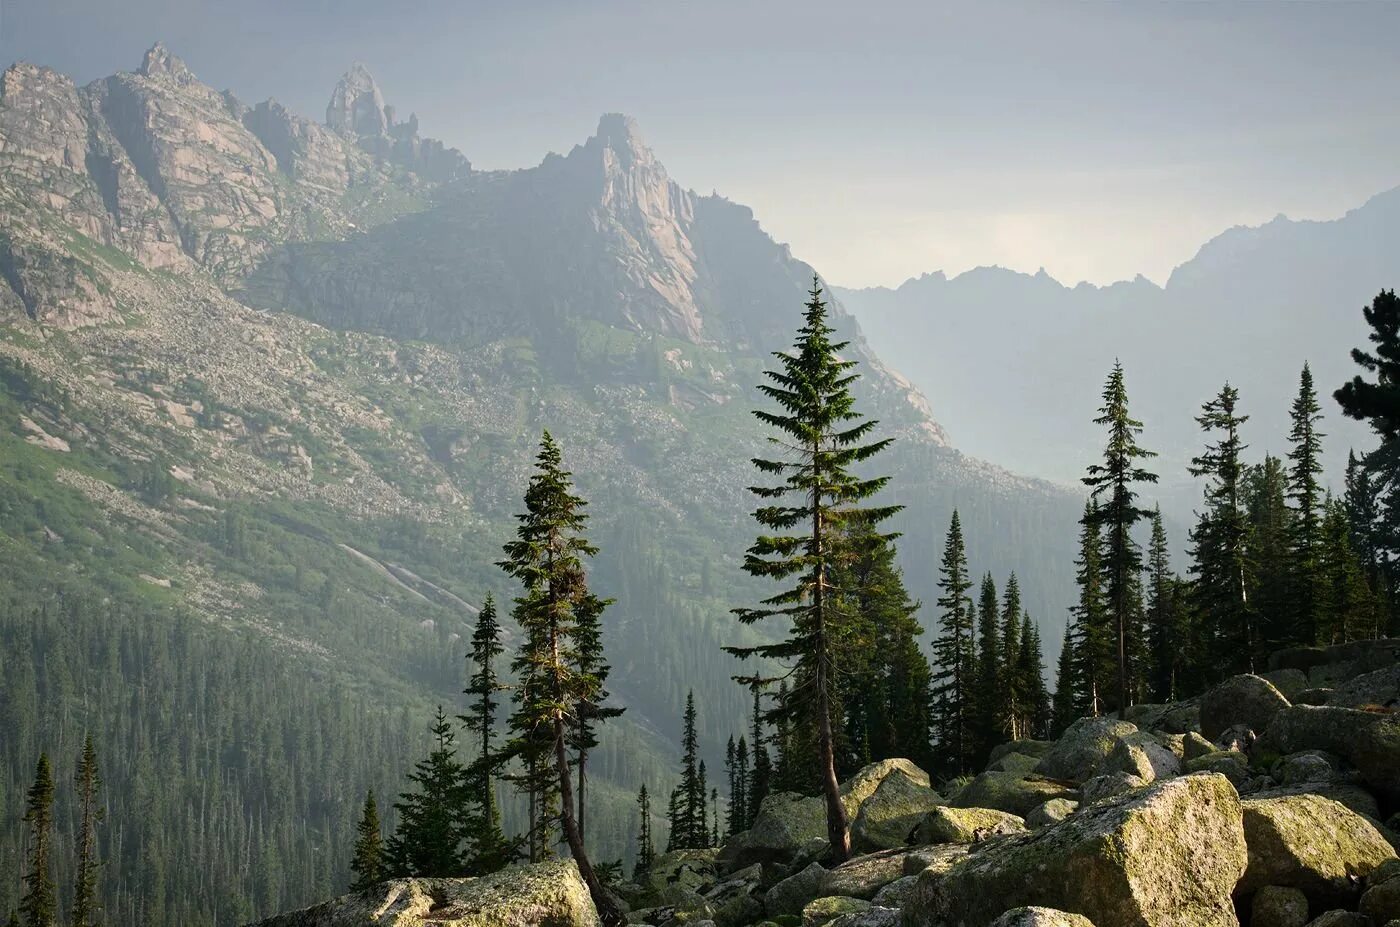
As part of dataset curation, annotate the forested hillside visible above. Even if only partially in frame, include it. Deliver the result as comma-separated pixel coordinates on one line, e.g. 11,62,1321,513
0,45,1083,923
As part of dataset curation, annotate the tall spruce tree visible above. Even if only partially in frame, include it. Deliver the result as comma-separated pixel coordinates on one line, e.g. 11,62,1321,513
350,792,385,890
973,573,1002,758
1335,289,1400,637
668,692,707,849
1245,455,1295,647
461,594,513,873
931,511,976,774
386,707,467,877
1071,501,1112,716
998,574,1024,738
633,785,654,880
1083,361,1158,714
1050,621,1078,735
1287,364,1327,645
735,675,773,826
570,591,623,846
71,736,102,927
1188,383,1256,674
498,432,621,924
1017,616,1051,739
20,755,55,927
1320,497,1376,642
730,279,898,863
1144,509,1183,700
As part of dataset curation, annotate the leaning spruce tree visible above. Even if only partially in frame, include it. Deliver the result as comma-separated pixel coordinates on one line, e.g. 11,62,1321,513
498,432,622,925
730,278,898,862
1083,361,1158,715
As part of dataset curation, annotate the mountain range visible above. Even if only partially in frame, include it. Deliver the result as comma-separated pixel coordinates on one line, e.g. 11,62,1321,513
837,191,1400,516
0,44,1082,922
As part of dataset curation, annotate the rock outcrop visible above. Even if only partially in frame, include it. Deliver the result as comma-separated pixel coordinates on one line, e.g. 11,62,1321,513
249,859,598,927
1237,794,1397,904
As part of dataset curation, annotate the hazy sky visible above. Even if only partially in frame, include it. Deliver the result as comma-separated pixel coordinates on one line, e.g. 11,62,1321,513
4,1,1399,288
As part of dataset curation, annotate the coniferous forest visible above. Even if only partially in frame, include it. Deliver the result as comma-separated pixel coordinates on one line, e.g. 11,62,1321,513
4,18,1400,926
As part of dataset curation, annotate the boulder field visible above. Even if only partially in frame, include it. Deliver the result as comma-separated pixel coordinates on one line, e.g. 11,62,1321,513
248,638,1400,927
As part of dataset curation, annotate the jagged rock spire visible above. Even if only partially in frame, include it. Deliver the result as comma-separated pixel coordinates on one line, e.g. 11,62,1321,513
326,62,389,137
138,43,199,87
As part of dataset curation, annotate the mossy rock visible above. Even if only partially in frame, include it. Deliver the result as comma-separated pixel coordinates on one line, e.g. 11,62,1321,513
1026,798,1079,829
800,895,870,927
913,805,1026,844
906,773,1247,927
1258,705,1400,800
988,907,1096,927
850,767,943,852
952,772,1075,817
819,848,908,899
1249,885,1309,927
1094,731,1181,783
1201,674,1291,742
1035,717,1139,783
1239,793,1397,905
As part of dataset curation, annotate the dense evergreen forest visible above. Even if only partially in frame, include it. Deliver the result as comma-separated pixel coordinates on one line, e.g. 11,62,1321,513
7,286,1400,926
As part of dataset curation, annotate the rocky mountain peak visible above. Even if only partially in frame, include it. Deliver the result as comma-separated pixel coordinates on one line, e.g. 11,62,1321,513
593,112,650,166
137,42,199,87
325,62,388,137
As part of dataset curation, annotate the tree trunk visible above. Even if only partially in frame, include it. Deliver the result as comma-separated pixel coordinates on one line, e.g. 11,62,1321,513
555,720,623,927
577,740,587,845
811,461,850,863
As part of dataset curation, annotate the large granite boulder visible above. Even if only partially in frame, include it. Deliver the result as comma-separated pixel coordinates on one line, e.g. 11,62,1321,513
913,806,1027,844
1035,717,1139,783
801,895,869,927
1237,794,1397,904
988,908,1096,927
1248,781,1381,821
1200,674,1291,742
721,792,826,868
1256,705,1400,799
905,773,1247,927
851,769,943,852
952,772,1075,817
645,849,720,901
702,864,764,927
1250,885,1310,927
988,740,1055,766
1329,665,1400,711
819,848,908,899
763,862,827,918
1078,772,1146,806
250,859,599,927
1095,732,1181,783
1026,799,1079,829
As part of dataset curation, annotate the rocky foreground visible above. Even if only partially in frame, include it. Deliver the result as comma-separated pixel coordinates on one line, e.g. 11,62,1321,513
251,639,1400,927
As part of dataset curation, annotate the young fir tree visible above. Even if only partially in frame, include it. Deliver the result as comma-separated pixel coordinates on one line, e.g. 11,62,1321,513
711,788,721,847
833,519,930,771
20,754,56,927
350,791,385,890
1144,509,1183,700
1188,383,1256,674
1070,501,1111,716
1245,455,1295,648
571,591,624,846
1083,361,1158,715
71,735,102,927
931,511,976,774
461,594,514,873
972,573,1002,760
633,784,654,880
733,737,750,832
1335,289,1400,637
734,675,773,826
386,707,467,877
698,760,710,848
730,279,898,863
998,574,1024,739
498,432,621,924
1320,497,1376,642
667,692,709,849
1016,616,1051,739
1050,621,1079,736
1287,363,1327,645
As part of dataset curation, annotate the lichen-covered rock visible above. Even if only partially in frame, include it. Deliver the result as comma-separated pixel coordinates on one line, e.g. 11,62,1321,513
801,895,870,927
1257,705,1400,799
1303,912,1369,927
1275,751,1341,785
871,875,916,908
721,793,826,868
851,769,942,852
987,752,1043,775
1250,885,1310,927
1035,717,1139,783
1265,669,1312,700
1238,794,1398,903
901,843,970,877
951,772,1076,817
645,849,720,901
1026,798,1079,829
1095,732,1181,783
820,848,908,899
841,759,930,814
1295,688,1335,706
1329,664,1400,711
826,907,898,927
989,740,1055,766
1183,751,1249,786
1078,772,1146,806
1249,781,1381,821
1183,731,1217,760
1362,877,1400,924
1122,700,1201,735
1201,674,1291,742
905,773,1246,927
764,863,827,918
913,805,1027,844
250,859,600,927
702,865,764,927
988,907,1096,927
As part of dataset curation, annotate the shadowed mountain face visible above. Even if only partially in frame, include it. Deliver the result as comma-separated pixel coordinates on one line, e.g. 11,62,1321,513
0,44,1082,923
837,192,1400,514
